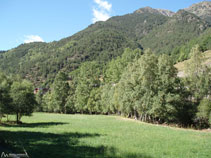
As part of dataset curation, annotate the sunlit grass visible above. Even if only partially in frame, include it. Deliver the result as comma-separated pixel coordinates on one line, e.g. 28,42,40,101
0,113,211,158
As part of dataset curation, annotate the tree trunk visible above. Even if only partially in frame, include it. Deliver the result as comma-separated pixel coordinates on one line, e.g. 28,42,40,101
64,107,67,114
16,112,19,124
144,114,147,122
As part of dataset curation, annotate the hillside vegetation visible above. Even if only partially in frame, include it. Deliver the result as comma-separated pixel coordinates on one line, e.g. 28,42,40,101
0,30,140,86
140,10,209,54
175,50,211,77
0,2,210,86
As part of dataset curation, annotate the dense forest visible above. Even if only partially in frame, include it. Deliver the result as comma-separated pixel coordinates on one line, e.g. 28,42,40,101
36,46,210,128
0,1,211,128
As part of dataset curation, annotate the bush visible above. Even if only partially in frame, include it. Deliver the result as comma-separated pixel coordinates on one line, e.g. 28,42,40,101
195,99,211,128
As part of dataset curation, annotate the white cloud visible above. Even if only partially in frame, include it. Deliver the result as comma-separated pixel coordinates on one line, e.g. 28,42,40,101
94,0,112,11
24,35,44,43
92,9,110,23
92,0,112,23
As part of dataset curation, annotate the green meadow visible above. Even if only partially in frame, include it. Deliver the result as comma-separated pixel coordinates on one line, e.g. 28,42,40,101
0,113,211,158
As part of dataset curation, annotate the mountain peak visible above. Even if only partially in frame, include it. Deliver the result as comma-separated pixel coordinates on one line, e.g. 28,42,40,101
174,9,207,22
185,1,211,10
135,6,156,14
135,7,175,17
185,1,211,23
156,9,175,17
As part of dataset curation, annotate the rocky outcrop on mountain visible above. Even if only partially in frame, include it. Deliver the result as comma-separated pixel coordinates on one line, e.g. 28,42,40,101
135,7,175,17
185,1,211,24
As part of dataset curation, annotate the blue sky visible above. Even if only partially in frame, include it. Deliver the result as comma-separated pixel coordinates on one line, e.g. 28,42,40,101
0,0,207,50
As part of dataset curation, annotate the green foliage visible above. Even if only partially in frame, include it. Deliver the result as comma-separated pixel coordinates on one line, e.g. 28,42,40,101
100,84,114,114
42,72,70,113
197,99,211,120
100,50,194,124
0,72,12,117
104,10,169,40
75,61,102,113
140,10,209,55
115,52,187,123
0,28,140,86
195,99,211,128
42,92,54,112
64,69,80,114
87,87,102,114
0,72,37,123
172,28,211,62
35,90,43,112
37,46,211,127
105,48,142,83
52,72,70,113
184,45,211,102
100,84,118,114
10,80,37,123
181,45,211,128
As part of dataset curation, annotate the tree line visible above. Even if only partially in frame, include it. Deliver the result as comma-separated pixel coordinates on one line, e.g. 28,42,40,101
37,46,211,128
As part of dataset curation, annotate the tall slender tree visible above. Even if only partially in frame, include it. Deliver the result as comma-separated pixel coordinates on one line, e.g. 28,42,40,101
51,72,70,113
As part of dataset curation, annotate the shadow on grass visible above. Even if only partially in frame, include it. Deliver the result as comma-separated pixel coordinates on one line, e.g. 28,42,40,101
0,130,153,158
1,122,68,128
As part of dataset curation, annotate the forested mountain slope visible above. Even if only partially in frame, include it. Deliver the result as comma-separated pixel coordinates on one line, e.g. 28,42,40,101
140,10,209,54
0,8,169,85
0,2,210,86
172,27,211,62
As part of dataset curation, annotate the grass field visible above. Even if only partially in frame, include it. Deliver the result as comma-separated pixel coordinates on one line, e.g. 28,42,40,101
0,113,211,158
